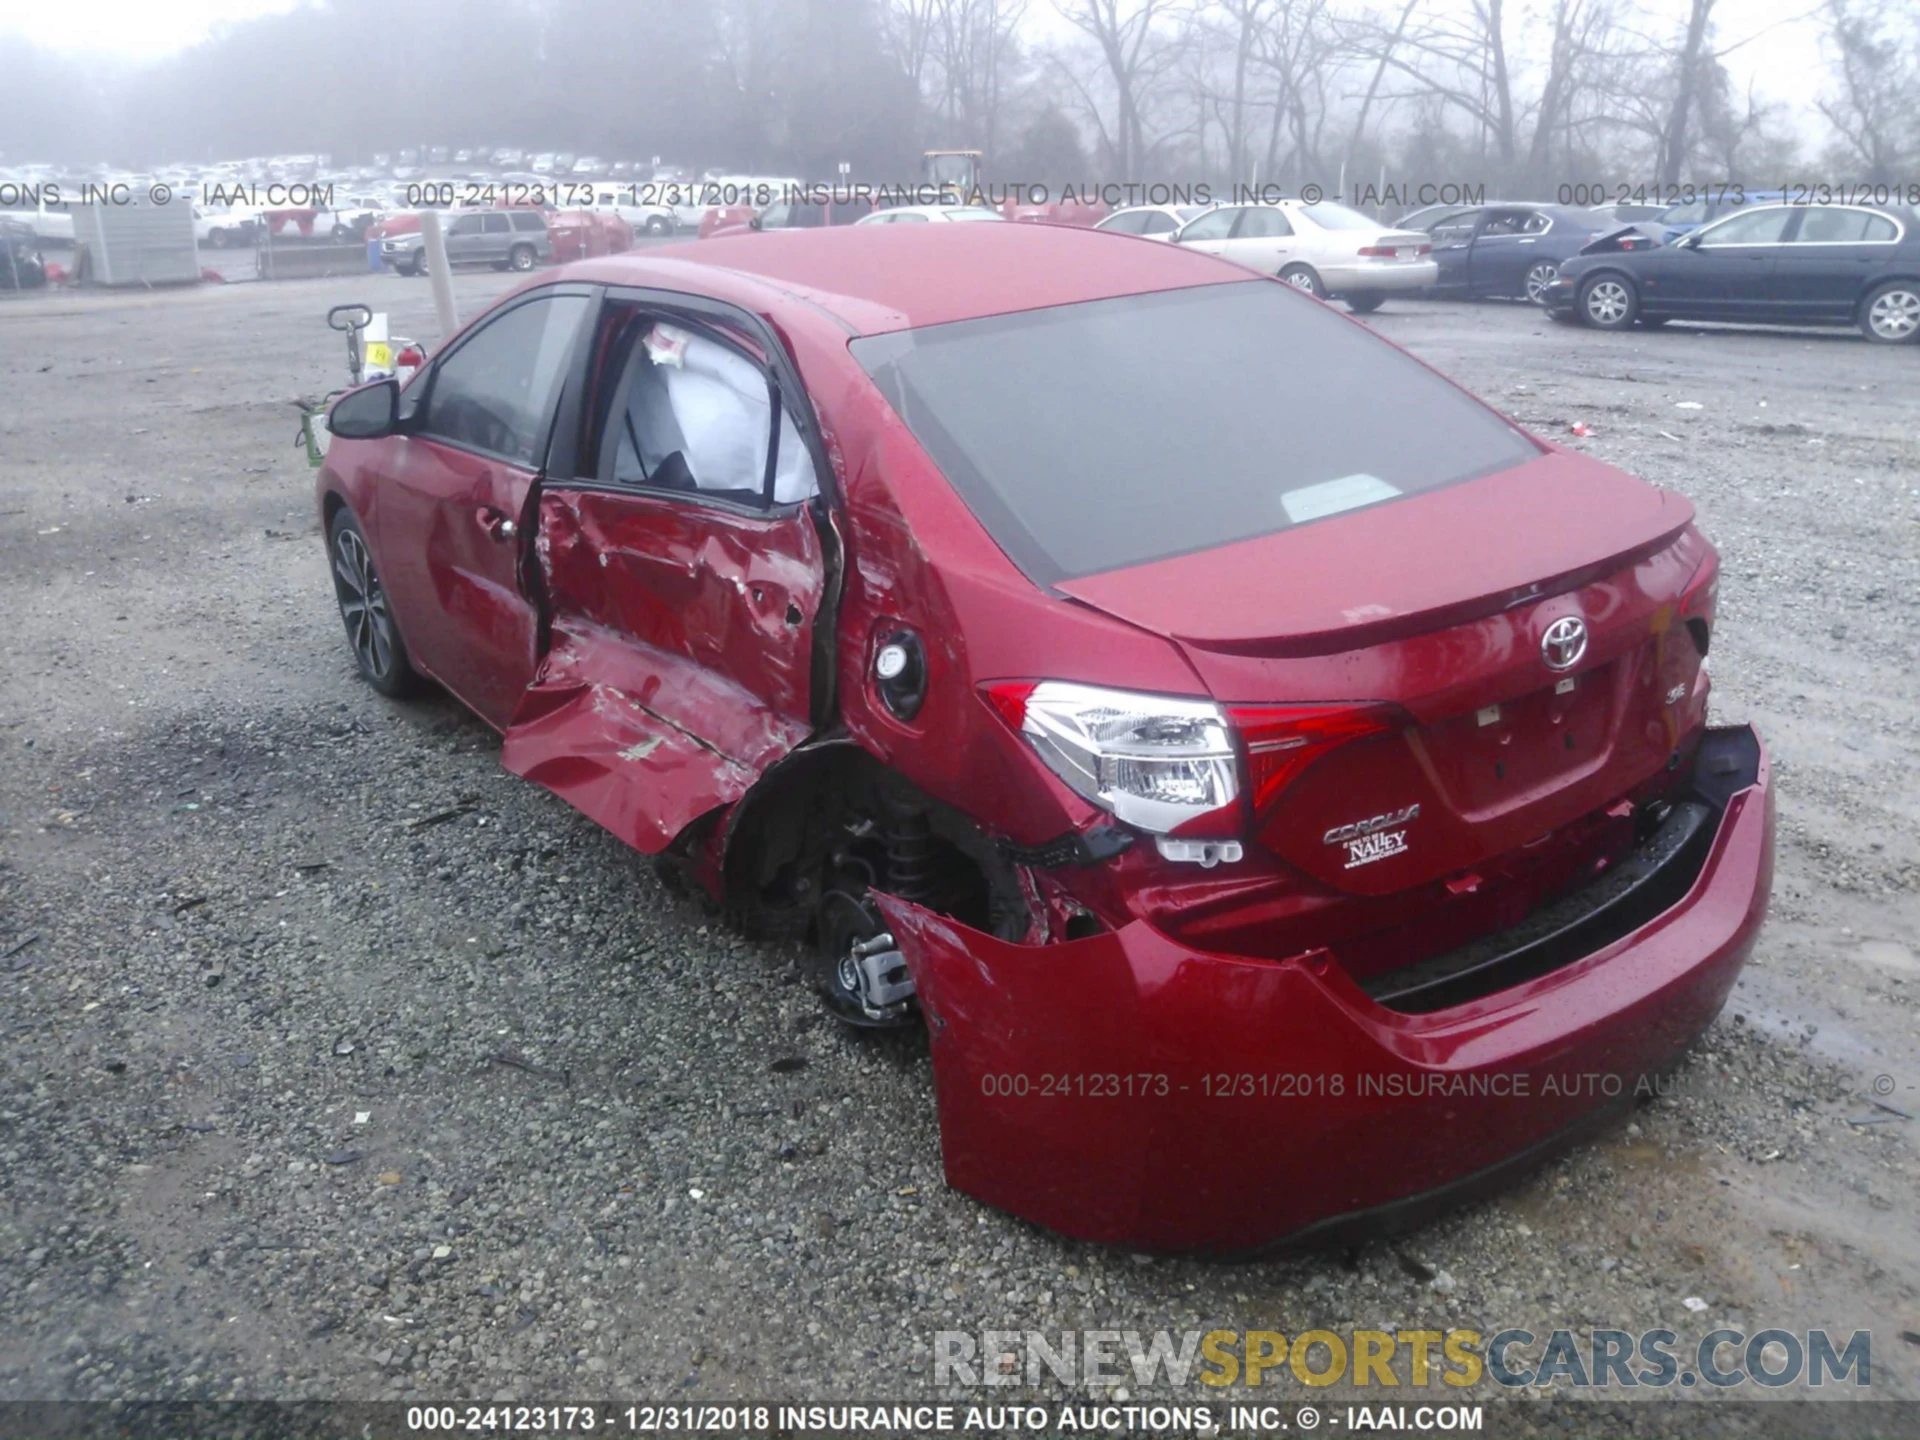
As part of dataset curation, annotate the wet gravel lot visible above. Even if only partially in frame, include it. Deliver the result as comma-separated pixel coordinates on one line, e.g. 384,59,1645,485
1,271,1915,1425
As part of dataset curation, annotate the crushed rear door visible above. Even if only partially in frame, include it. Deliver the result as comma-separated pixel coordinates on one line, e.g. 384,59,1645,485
501,486,824,854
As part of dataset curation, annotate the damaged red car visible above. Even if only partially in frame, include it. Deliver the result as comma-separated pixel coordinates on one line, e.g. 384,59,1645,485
318,223,1773,1255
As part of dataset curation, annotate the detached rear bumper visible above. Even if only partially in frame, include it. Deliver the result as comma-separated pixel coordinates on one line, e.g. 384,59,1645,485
878,725,1772,1255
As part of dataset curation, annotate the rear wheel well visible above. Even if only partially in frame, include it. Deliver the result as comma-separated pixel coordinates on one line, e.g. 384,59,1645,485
717,742,1030,947
1858,274,1920,314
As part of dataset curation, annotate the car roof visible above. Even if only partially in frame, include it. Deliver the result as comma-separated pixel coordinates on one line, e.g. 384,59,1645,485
565,223,1251,336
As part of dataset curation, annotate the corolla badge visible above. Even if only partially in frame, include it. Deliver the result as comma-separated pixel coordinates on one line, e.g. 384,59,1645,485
1541,615,1589,672
1324,804,1419,869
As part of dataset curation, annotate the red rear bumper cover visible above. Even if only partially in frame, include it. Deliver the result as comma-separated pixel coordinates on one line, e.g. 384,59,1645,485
877,729,1773,1255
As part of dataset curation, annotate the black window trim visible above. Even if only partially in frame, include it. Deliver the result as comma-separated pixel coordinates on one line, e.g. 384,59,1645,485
542,283,838,518
407,281,600,470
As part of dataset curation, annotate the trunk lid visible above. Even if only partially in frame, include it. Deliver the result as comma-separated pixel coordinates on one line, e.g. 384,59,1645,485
1056,453,1710,894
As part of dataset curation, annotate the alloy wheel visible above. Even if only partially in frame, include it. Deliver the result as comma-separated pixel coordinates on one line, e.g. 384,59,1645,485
1585,279,1630,325
1867,288,1920,341
1525,262,1557,304
333,527,395,680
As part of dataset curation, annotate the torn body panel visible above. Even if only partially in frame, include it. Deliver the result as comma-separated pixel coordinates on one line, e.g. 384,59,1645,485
502,487,822,855
877,727,1771,1255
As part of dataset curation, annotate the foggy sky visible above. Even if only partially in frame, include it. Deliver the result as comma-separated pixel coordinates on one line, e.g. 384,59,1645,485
0,0,1827,129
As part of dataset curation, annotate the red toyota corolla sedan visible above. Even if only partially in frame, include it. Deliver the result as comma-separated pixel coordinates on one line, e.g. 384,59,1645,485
318,223,1773,1255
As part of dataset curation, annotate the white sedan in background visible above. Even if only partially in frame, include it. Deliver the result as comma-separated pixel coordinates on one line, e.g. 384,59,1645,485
1172,198,1435,312
584,186,677,236
1094,203,1211,239
855,203,1005,225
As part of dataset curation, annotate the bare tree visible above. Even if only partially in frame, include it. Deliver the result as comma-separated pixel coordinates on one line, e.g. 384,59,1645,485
1196,0,1275,183
1344,0,1419,178
1054,0,1187,177
1654,0,1715,183
1253,0,1339,185
880,0,946,95
933,0,1029,156
1817,0,1915,181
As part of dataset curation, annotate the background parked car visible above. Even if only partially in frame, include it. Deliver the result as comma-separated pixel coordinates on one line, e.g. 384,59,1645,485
0,216,48,288
546,207,633,261
1657,190,1786,243
193,204,259,247
0,190,75,244
381,208,551,274
1173,198,1434,311
854,203,1004,225
1587,201,1669,226
1545,202,1920,342
584,186,676,236
1417,203,1652,303
1094,203,1211,239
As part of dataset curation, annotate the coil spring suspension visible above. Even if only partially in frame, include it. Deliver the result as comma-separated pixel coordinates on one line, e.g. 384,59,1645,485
883,809,940,905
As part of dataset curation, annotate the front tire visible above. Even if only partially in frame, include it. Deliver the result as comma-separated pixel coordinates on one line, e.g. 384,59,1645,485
508,244,536,272
1279,264,1325,298
328,508,418,697
1523,261,1558,305
1578,273,1638,330
1345,291,1385,314
1860,281,1920,344
645,215,670,236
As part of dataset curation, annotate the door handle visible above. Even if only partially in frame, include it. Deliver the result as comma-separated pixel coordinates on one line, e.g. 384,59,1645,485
476,506,516,541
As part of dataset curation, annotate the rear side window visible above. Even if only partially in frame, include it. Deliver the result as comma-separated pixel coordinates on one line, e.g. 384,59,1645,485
483,213,511,234
594,313,817,507
510,211,546,232
854,281,1539,584
1179,209,1235,242
1236,208,1293,238
1794,207,1899,242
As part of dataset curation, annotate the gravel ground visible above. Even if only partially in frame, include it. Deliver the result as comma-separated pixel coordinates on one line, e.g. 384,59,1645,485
0,274,1914,1425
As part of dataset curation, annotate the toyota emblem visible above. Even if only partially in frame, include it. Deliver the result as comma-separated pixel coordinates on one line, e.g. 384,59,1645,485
1541,616,1588,671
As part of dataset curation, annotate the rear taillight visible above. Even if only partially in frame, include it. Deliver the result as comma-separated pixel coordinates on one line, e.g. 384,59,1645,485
1357,245,1395,257
984,681,1241,836
1227,703,1394,814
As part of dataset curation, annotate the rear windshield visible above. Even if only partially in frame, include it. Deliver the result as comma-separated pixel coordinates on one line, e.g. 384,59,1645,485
852,281,1540,584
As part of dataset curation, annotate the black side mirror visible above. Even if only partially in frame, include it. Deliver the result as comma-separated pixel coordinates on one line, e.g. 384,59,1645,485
328,377,400,439
1678,232,1702,250
748,214,763,230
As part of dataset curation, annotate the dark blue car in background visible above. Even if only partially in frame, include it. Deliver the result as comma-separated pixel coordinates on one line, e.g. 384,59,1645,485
1545,201,1920,343
1658,190,1787,243
1406,203,1655,304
